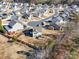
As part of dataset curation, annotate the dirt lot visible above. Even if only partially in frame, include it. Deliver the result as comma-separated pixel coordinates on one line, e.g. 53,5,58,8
0,34,32,59
0,28,62,59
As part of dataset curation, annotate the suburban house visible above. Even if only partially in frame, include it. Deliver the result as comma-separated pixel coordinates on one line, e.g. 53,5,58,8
23,27,42,38
22,13,32,20
57,4,64,12
44,23,63,30
0,13,12,26
4,20,24,32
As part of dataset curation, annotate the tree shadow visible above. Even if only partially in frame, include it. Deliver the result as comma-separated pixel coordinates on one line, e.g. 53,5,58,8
17,50,31,56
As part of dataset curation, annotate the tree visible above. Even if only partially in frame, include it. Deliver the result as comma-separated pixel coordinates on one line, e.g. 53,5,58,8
0,20,5,33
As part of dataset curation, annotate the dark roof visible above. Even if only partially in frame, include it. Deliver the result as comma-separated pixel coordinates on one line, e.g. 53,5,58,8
13,0,30,3
44,24,60,30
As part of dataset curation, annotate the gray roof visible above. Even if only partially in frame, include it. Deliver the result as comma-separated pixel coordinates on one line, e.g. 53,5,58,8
9,20,16,27
4,25,11,32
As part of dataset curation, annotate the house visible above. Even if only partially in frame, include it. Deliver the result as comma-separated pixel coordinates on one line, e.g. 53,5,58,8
0,13,11,26
32,7,42,18
44,24,62,30
65,8,72,14
60,13,68,19
13,10,22,16
32,4,48,18
31,4,50,18
43,19,64,30
13,3,20,11
57,4,64,12
0,13,7,19
23,3,29,14
22,13,32,20
71,5,78,9
0,3,3,8
52,16,63,23
22,13,29,19
76,7,79,13
32,10,43,18
4,20,24,32
64,11,70,16
23,27,42,38
11,15,18,20
42,4,50,16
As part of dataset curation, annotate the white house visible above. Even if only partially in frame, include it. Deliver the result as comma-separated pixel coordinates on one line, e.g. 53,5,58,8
57,4,64,12
0,14,11,26
13,3,19,11
4,20,24,32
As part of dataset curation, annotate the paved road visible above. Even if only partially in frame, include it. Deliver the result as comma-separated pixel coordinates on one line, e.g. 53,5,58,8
27,15,53,27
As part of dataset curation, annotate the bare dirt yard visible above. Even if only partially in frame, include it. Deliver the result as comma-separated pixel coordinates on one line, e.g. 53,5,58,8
0,34,32,59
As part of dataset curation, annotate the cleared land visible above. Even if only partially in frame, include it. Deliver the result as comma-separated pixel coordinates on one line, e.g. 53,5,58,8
0,34,32,59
